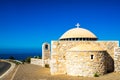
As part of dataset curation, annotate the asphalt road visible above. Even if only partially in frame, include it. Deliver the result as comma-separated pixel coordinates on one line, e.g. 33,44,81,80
0,62,11,76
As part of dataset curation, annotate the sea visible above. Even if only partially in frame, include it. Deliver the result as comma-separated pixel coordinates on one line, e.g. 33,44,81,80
0,48,42,61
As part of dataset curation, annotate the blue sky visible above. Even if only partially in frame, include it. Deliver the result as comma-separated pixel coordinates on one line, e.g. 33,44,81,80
0,0,120,49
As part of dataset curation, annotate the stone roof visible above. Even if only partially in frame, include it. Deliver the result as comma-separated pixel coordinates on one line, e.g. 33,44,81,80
59,28,97,39
67,43,105,51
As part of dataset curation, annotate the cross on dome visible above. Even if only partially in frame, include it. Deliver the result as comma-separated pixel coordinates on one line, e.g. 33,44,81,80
75,23,80,28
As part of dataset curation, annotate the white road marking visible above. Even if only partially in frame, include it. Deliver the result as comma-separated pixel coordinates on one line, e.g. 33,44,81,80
10,65,20,80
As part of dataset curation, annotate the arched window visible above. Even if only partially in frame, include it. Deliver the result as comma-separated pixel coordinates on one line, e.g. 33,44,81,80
45,44,48,50
91,55,94,59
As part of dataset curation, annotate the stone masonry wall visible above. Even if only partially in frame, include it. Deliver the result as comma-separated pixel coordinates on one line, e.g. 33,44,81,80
50,41,119,76
114,47,120,72
31,58,42,66
105,51,114,72
66,51,107,77
31,58,50,67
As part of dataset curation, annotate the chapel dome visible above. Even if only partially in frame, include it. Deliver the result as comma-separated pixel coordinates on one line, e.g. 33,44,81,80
59,23,97,41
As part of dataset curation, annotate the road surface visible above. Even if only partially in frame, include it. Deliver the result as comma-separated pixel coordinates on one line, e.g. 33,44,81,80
0,62,11,76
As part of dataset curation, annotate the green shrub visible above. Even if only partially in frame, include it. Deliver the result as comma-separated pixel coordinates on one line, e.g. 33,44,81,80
15,62,20,65
34,56,42,59
45,64,49,68
94,72,99,77
9,56,15,60
34,56,37,58
21,60,25,64
37,56,42,59
25,56,31,63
